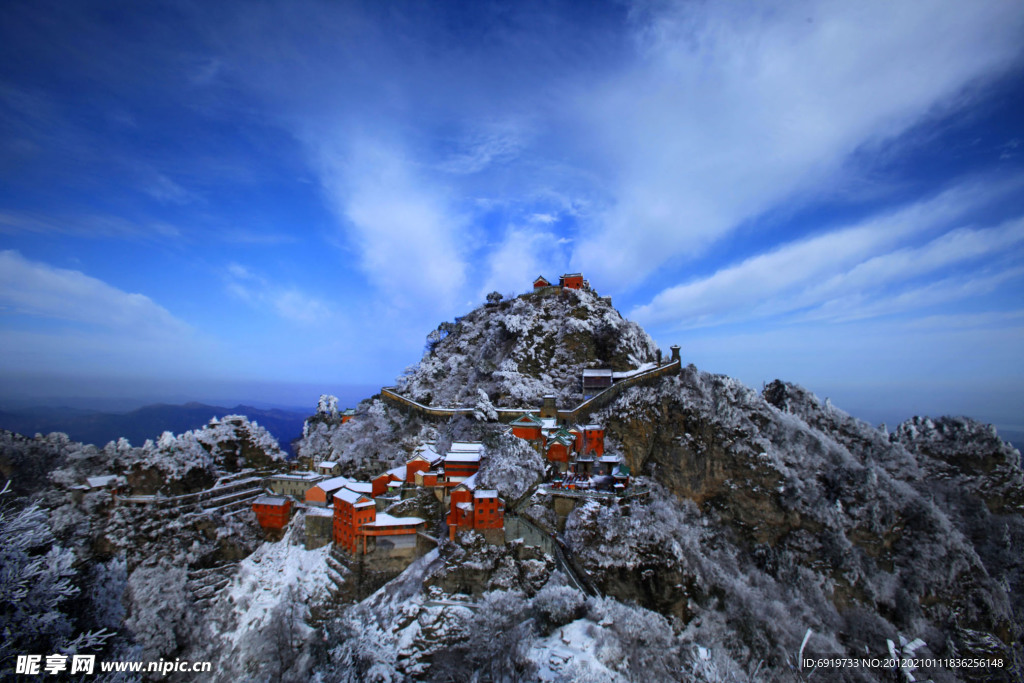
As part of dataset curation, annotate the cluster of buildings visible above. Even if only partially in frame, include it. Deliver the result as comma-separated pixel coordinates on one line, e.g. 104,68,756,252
252,271,638,563
532,272,587,290
252,403,627,555
251,440,506,554
508,411,628,493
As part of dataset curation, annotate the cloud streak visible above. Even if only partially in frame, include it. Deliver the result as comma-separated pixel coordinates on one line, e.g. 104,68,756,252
0,250,191,337
572,0,1024,287
225,262,333,325
631,179,1024,326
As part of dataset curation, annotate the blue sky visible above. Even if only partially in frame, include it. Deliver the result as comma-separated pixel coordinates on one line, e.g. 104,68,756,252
1,0,1023,429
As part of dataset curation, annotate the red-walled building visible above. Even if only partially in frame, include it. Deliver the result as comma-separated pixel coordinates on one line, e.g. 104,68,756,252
333,488,377,554
306,475,355,507
443,443,484,485
533,275,552,289
372,465,406,497
472,490,504,530
252,495,293,530
569,426,584,453
406,443,442,483
581,424,605,456
559,273,584,289
447,481,475,539
510,414,543,441
545,432,573,465
447,476,504,540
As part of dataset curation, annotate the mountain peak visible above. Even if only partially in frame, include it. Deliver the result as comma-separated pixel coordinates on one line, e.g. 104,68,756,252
396,284,660,409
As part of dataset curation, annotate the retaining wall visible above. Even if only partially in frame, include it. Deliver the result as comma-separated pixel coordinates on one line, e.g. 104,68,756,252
380,359,680,425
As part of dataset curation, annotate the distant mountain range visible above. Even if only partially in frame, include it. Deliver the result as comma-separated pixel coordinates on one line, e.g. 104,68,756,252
0,402,310,454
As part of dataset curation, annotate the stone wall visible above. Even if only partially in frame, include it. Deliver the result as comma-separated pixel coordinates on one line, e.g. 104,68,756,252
303,510,333,549
380,359,681,425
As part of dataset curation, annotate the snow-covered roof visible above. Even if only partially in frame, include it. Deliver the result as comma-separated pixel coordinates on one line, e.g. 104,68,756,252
367,512,425,527
270,472,324,481
473,489,499,499
304,506,334,517
345,481,373,494
510,413,542,426
540,418,558,430
449,441,484,453
453,473,479,491
314,475,353,492
583,424,604,431
445,452,482,463
333,488,370,505
582,368,613,377
413,442,442,462
599,454,622,463
253,495,290,506
318,461,338,468
86,475,120,489
456,502,473,512
386,465,407,479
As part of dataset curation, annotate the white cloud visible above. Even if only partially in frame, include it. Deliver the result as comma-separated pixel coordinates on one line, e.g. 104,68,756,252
0,250,191,337
631,181,1017,327
315,138,469,308
573,0,1024,287
479,225,570,298
224,262,332,324
0,251,215,378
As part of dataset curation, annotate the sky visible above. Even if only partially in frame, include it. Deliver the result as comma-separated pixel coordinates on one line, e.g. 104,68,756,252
1,0,1023,430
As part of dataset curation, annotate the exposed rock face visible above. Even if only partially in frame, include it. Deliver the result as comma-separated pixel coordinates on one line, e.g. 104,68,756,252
428,535,555,597
581,370,1023,679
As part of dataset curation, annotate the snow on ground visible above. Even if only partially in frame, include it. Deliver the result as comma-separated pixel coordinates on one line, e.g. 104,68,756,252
529,619,624,682
221,524,332,648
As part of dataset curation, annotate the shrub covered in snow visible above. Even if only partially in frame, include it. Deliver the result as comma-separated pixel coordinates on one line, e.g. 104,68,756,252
476,433,546,502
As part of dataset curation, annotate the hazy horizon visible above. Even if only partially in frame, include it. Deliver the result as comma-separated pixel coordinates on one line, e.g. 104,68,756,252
1,371,1021,445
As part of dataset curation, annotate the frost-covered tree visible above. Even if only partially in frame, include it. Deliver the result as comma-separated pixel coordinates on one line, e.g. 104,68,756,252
317,394,339,417
471,388,498,422
0,483,111,674
124,562,191,658
476,433,545,502
85,558,127,631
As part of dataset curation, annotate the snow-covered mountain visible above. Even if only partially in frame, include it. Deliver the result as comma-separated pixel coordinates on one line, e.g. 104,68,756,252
396,286,659,407
2,286,1022,682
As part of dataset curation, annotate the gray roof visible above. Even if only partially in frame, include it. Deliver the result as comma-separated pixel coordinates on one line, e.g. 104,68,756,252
254,495,290,506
